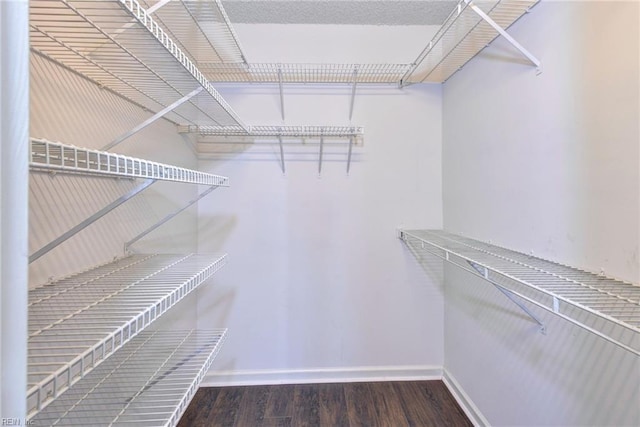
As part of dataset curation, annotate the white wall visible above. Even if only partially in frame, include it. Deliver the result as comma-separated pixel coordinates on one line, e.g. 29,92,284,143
443,1,639,284
194,22,445,385
234,23,439,63
442,1,639,425
29,53,200,288
197,81,444,384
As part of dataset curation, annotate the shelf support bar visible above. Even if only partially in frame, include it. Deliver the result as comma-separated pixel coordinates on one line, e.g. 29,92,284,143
30,179,156,264
318,135,324,175
466,260,546,333
146,0,172,14
349,68,358,120
124,185,217,252
466,0,541,71
346,136,354,174
278,135,285,174
99,0,172,44
102,87,203,152
278,67,285,121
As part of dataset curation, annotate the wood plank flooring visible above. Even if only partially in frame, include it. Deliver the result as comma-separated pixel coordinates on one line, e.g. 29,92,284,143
178,380,472,427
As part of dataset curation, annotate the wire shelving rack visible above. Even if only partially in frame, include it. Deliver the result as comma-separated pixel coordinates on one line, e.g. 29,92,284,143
202,63,411,84
179,125,364,138
400,230,640,355
30,138,230,186
29,0,246,128
30,329,227,426
138,0,246,64
27,253,227,418
402,0,539,84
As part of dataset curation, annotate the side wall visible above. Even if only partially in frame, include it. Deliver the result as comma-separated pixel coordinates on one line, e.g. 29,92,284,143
442,1,639,426
197,82,445,384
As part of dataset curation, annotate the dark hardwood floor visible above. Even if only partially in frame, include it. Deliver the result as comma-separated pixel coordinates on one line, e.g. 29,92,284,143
178,380,472,427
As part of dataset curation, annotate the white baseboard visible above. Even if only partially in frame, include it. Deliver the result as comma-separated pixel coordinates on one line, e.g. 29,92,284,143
202,365,443,387
442,368,489,427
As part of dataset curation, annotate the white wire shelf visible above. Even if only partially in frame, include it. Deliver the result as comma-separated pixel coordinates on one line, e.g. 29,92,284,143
30,329,227,426
178,125,365,138
400,230,640,355
200,63,411,84
402,0,539,84
138,0,246,64
30,138,229,186
27,253,227,418
29,0,246,128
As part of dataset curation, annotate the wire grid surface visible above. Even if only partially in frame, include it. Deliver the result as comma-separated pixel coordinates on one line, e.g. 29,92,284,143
31,329,227,426
402,230,640,354
200,63,411,83
29,0,245,128
138,0,245,64
27,253,227,417
179,125,365,138
30,138,230,186
403,0,538,83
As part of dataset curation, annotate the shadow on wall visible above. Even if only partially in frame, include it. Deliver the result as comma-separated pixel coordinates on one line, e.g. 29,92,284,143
477,42,537,67
28,172,160,286
197,138,362,174
196,286,238,375
197,215,238,254
444,265,640,426
197,287,236,332
401,237,444,290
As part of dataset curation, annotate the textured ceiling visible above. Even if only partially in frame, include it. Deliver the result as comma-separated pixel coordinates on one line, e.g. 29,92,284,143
220,1,459,25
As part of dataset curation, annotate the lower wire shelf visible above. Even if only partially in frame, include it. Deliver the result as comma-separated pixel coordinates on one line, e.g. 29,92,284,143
401,229,640,355
30,329,227,427
27,253,227,418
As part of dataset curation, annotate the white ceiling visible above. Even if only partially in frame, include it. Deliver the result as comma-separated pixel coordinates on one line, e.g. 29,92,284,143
220,0,459,25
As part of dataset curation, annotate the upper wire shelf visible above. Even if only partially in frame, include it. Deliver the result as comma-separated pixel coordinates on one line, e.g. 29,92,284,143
201,63,411,84
30,329,227,426
29,0,246,128
138,0,246,64
402,0,539,84
27,253,227,418
30,138,229,186
178,125,365,138
401,230,640,355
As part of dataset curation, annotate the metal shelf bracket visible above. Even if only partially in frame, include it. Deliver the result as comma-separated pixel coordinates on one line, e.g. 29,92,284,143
349,68,358,120
465,0,542,73
124,185,219,252
278,67,285,121
318,134,325,175
29,179,156,264
146,0,171,14
102,87,203,152
278,134,286,174
346,135,354,175
467,260,546,333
